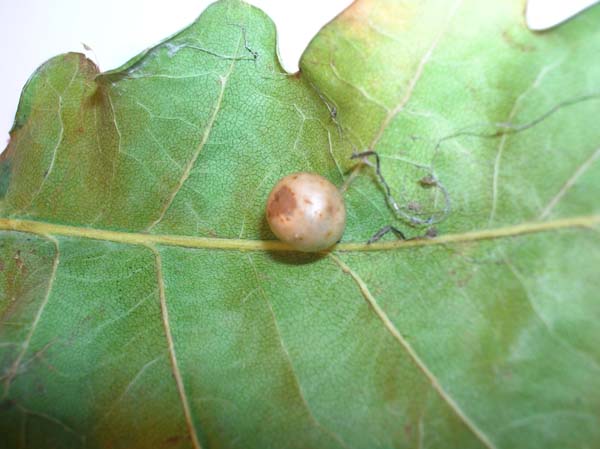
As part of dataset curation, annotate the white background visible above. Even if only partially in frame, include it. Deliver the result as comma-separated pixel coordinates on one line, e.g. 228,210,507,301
0,0,598,144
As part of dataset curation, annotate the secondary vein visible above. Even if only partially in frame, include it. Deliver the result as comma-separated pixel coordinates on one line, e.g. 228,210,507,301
329,253,498,449
150,246,203,449
2,235,60,398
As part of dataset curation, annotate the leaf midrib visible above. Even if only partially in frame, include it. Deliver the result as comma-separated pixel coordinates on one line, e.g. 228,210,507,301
0,215,597,252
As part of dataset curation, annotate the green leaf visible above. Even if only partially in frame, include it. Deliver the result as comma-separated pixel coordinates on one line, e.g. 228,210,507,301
1,0,599,448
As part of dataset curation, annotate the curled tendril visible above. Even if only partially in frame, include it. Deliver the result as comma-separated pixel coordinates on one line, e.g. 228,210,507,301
351,150,451,227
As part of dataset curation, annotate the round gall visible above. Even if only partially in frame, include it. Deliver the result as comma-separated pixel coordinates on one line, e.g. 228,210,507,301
266,173,346,252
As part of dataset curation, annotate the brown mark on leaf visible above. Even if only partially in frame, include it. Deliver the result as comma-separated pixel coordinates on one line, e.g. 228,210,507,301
419,175,437,187
458,273,475,289
1,252,28,322
425,227,438,238
337,0,413,40
337,0,371,28
267,186,296,218
31,340,56,365
36,382,47,394
86,84,107,109
407,201,421,212
0,399,16,411
76,52,100,74
0,136,15,162
14,251,26,274
502,29,536,53
449,265,475,289
163,435,184,446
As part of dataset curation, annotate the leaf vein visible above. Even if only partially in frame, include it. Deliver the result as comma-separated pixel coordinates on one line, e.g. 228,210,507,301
150,246,203,449
246,255,352,449
502,252,600,372
329,254,497,449
145,37,243,232
539,146,600,219
2,235,60,398
489,59,564,225
370,0,463,149
19,65,80,214
0,216,597,252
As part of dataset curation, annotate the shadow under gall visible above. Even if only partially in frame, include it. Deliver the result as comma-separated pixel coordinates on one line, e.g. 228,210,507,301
259,214,326,265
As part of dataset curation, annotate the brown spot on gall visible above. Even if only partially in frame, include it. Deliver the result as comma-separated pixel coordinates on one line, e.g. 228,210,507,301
266,172,346,252
267,186,297,218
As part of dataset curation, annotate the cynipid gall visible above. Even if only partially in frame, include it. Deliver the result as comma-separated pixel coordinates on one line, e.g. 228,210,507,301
266,173,346,252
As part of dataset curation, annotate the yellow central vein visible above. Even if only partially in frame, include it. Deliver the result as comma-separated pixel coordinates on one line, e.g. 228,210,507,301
150,246,202,449
0,215,597,253
329,254,497,449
